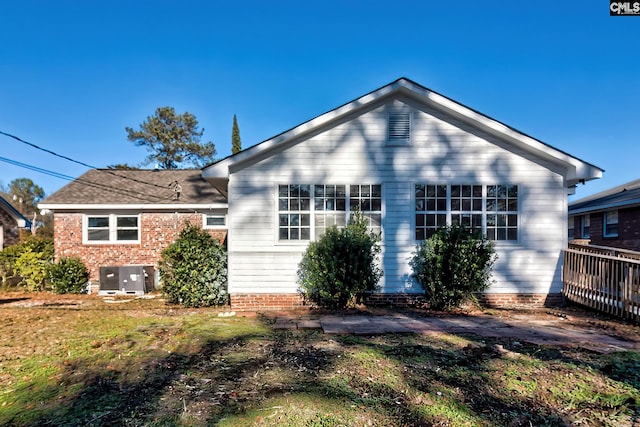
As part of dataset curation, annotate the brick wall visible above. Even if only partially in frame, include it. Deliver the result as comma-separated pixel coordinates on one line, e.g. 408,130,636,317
576,207,640,252
54,212,227,281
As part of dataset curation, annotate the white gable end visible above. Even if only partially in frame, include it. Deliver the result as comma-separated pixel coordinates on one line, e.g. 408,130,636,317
202,78,603,303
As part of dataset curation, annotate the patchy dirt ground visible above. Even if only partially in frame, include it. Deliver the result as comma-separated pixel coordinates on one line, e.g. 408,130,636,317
2,290,640,341
2,291,640,426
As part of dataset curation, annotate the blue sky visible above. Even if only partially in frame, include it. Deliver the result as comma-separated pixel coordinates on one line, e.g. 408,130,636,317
1,1,638,201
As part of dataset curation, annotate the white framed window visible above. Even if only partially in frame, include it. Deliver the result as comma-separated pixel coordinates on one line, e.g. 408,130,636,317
84,214,140,244
603,211,618,237
387,112,411,145
314,184,347,237
486,185,518,241
203,214,227,229
350,184,382,235
277,184,382,242
415,184,518,241
580,215,590,239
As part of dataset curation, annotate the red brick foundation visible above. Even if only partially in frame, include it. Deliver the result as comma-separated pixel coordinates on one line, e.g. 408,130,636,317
228,292,564,311
477,293,564,308
230,293,306,311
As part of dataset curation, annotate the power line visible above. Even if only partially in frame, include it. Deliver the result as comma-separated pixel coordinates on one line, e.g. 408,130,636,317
0,130,168,191
0,156,169,204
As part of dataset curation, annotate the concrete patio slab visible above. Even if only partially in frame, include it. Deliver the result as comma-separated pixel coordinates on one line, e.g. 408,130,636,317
272,310,640,353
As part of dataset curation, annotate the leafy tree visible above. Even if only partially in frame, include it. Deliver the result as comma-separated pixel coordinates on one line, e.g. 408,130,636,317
410,225,496,311
125,106,216,169
3,178,45,216
298,210,382,309
1,236,54,291
231,114,242,154
159,223,227,307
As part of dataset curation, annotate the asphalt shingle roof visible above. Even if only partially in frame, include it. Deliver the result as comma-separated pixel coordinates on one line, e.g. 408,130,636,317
569,179,640,214
40,169,226,205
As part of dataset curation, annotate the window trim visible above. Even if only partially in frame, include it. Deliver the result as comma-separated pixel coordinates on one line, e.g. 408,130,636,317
275,184,383,244
603,210,619,238
203,213,227,229
580,215,590,239
83,214,141,244
414,183,519,243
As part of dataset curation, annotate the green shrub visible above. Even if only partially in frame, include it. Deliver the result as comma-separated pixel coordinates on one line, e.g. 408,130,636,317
49,257,89,294
410,225,496,311
159,223,228,307
0,236,54,290
298,210,383,309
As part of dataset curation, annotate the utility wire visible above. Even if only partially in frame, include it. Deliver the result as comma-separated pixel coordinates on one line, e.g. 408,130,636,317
0,156,169,203
0,130,170,191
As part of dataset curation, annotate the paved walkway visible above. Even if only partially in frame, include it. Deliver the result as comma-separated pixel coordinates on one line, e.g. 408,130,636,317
273,311,640,353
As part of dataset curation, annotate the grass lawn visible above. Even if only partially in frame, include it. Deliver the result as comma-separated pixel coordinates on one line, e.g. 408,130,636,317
1,292,639,426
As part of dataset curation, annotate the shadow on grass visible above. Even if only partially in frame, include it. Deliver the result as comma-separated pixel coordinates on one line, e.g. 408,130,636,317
5,313,640,426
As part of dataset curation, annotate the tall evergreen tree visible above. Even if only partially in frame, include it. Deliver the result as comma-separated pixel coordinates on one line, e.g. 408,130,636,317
125,107,216,169
231,114,242,154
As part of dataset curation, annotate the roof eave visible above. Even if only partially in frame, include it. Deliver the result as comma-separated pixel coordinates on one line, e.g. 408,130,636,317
569,199,640,215
38,203,228,211
202,78,604,185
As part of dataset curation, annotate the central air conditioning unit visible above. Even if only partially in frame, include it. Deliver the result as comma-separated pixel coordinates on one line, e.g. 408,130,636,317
98,265,155,296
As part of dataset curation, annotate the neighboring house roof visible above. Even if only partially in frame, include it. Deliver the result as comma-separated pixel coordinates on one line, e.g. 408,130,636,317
202,77,603,190
39,169,227,210
569,179,640,215
0,195,31,228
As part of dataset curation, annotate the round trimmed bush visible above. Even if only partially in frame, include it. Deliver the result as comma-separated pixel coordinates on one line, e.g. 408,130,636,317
410,225,496,311
159,223,227,307
298,211,382,309
49,257,90,294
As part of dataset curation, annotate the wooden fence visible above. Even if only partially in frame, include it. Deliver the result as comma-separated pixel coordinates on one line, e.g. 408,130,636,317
563,243,640,322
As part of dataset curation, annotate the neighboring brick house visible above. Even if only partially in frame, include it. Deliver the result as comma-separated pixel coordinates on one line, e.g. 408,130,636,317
569,179,640,251
38,169,227,284
0,195,32,249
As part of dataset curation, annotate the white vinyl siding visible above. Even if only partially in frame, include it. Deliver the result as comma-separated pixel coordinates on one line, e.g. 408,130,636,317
226,100,568,296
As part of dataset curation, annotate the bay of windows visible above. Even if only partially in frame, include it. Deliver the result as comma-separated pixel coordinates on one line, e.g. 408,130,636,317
415,184,518,241
278,184,381,241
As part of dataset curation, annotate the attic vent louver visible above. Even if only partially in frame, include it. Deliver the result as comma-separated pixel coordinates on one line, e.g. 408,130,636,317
388,112,411,144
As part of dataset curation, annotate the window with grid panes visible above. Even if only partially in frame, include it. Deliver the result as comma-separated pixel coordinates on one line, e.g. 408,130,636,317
314,184,346,237
277,184,382,241
278,185,311,240
450,185,483,236
350,184,382,235
415,184,447,240
486,185,518,241
415,184,519,241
